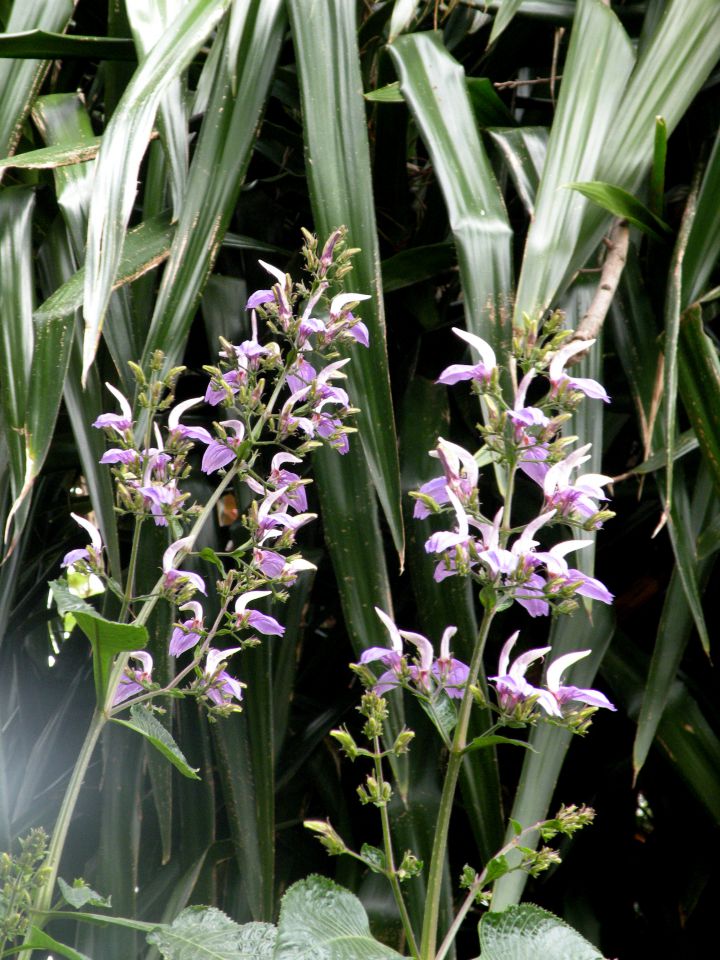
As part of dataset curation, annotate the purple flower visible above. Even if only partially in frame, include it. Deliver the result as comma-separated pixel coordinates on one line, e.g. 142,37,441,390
414,438,478,520
431,626,470,698
169,601,205,656
508,369,549,434
256,487,317,546
358,608,406,695
137,481,184,526
542,445,612,523
113,651,153,705
538,540,614,605
258,259,293,327
203,647,244,706
245,453,309,513
205,369,242,406
201,420,245,474
234,590,285,636
489,632,551,714
62,512,105,571
246,288,275,309
93,383,134,434
548,339,610,403
437,328,497,386
168,397,213,444
162,538,206,595
544,651,616,714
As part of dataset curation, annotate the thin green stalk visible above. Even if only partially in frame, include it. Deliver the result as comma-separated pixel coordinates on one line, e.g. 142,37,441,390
373,736,420,960
420,606,496,960
27,709,107,924
119,515,144,621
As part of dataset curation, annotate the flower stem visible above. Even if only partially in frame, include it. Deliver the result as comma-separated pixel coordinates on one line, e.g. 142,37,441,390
373,737,420,960
27,709,107,931
419,606,496,960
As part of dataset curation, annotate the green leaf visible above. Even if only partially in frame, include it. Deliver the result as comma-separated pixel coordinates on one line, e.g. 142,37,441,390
21,927,93,960
482,854,510,885
113,705,199,780
35,213,175,321
140,3,285,370
488,0,523,44
0,30,135,60
0,135,101,170
649,114,667,217
360,843,387,874
466,78,516,129
683,125,720,306
488,127,548,217
147,909,276,959
364,81,403,103
479,905,604,959
633,462,717,778
274,876,406,959
81,0,233,382
381,243,456,293
678,306,720,501
389,32,513,353
0,187,35,549
288,0,404,558
513,0,635,322
566,180,672,242
464,735,535,754
50,580,149,704
0,1,74,159
57,876,112,909
566,0,720,296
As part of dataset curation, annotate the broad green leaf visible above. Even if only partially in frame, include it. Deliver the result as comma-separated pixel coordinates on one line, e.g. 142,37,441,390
21,927,93,960
50,580,149,704
147,909,276,960
274,876,406,959
488,0,523,44
0,188,35,549
464,735,535,754
566,180,672,242
57,876,112,909
35,213,175,321
288,0,404,558
0,30,135,60
389,32,513,353
0,1,74,159
0,136,101,170
488,127,548,216
513,0,635,323
683,126,720,306
81,0,232,382
140,2,285,368
478,904,603,960
113,705,199,780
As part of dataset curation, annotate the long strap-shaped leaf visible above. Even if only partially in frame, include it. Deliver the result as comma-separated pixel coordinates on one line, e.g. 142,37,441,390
0,188,35,549
81,0,232,383
389,31,513,354
0,0,74,161
561,0,720,298
513,0,634,322
287,0,404,559
683,127,720,306
140,0,285,370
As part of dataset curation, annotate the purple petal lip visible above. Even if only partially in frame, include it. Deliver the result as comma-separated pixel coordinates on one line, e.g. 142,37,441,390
246,289,275,309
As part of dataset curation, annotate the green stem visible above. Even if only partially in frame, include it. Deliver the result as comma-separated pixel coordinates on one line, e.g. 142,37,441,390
27,709,107,927
419,606,497,960
373,737,420,960
119,516,145,622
